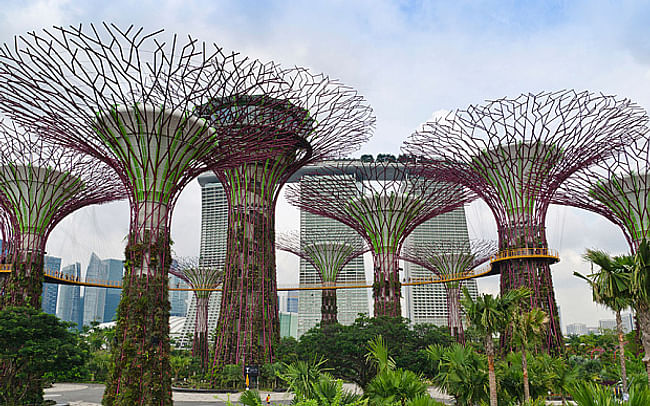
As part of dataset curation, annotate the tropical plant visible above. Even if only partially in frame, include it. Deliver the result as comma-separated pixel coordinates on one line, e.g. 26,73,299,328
630,239,650,386
426,343,488,405
364,336,428,406
461,287,531,406
577,248,634,394
510,307,548,402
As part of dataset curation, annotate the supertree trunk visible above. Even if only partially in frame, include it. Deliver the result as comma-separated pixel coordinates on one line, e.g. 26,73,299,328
372,250,401,317
1,237,45,309
321,282,338,325
213,165,280,366
497,223,562,352
445,284,465,344
193,295,211,370
104,202,172,405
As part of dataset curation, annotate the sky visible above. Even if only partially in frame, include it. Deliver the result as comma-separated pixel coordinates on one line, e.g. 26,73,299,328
1,0,649,329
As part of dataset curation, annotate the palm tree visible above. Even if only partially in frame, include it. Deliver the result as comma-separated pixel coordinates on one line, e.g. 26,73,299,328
510,308,547,403
576,248,633,393
462,287,530,406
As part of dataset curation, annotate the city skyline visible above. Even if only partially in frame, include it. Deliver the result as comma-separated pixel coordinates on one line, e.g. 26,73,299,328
3,1,648,328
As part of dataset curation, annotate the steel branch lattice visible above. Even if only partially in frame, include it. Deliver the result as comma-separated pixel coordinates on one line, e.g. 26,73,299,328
286,161,475,317
0,122,124,310
0,23,318,404
553,135,650,253
170,257,223,370
400,239,497,343
404,90,648,352
277,230,367,325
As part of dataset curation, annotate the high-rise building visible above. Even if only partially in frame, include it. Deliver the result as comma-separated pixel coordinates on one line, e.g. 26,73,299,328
83,253,124,327
622,312,635,333
57,262,83,330
297,172,368,337
177,173,228,348
566,323,589,336
102,259,123,322
403,207,479,325
599,318,618,332
169,272,189,317
41,256,62,315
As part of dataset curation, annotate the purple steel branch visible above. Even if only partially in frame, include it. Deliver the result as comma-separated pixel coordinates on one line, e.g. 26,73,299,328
404,90,647,352
285,161,474,317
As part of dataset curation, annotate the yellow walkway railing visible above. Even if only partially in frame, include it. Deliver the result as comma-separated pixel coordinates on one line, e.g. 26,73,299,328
0,246,561,291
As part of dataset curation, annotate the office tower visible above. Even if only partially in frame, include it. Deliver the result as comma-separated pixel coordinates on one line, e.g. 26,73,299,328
177,174,228,348
169,272,189,317
297,172,368,337
566,323,589,336
41,256,62,315
403,207,479,325
102,258,124,322
83,253,124,327
57,262,83,330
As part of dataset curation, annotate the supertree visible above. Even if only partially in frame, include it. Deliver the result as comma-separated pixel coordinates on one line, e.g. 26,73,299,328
0,122,124,310
0,122,123,403
203,73,375,367
0,24,305,404
400,238,497,343
552,136,650,373
276,230,367,325
404,90,648,352
285,161,474,317
169,257,223,371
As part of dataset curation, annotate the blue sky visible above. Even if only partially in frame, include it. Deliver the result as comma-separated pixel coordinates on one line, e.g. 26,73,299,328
1,0,649,327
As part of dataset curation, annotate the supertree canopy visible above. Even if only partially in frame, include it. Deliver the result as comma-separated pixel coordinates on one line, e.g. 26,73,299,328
0,24,303,404
0,122,124,310
203,71,375,367
400,239,496,343
553,136,650,252
286,161,474,317
404,90,647,351
170,257,223,371
277,230,367,325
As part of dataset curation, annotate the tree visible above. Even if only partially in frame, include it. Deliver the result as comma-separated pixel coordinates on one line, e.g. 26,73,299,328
631,239,650,386
462,288,531,406
510,308,548,402
0,306,87,405
576,248,633,394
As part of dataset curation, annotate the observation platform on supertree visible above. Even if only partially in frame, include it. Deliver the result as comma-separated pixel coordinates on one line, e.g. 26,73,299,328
0,246,559,290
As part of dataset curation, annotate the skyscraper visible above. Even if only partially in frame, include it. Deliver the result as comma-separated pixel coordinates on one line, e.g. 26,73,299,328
177,173,228,348
57,262,83,330
403,207,479,325
297,172,368,337
83,253,124,327
102,258,124,322
169,272,189,317
41,255,62,315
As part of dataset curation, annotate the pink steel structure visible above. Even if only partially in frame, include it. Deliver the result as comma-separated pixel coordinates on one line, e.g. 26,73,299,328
277,230,367,326
552,136,650,372
0,122,123,310
0,24,302,404
400,239,496,344
286,161,474,317
404,90,647,352
204,75,374,367
170,257,223,371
